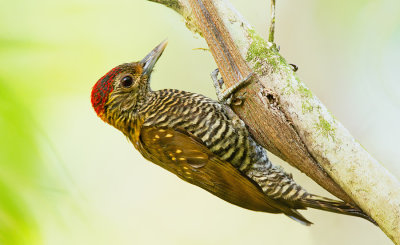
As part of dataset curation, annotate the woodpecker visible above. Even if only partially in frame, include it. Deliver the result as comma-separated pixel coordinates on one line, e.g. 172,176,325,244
91,40,374,225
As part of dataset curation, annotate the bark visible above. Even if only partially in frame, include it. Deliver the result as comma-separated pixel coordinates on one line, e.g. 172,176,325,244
148,0,400,243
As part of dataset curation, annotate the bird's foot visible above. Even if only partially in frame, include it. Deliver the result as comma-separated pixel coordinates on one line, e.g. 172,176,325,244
210,68,253,105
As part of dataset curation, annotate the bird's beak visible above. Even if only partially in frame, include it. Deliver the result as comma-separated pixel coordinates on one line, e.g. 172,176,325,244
141,39,168,76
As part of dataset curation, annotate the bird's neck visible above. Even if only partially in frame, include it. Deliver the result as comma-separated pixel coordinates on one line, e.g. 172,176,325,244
105,89,153,133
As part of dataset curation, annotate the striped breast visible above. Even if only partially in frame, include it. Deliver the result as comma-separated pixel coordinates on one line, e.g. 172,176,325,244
141,89,254,170
140,89,309,201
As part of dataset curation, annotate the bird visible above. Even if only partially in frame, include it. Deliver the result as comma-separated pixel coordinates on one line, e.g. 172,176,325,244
91,40,375,225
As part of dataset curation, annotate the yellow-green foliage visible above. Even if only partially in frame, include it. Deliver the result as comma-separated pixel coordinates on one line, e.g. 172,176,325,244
0,83,42,245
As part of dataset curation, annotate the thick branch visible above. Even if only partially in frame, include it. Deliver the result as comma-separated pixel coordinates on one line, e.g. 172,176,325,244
149,0,400,243
149,0,354,207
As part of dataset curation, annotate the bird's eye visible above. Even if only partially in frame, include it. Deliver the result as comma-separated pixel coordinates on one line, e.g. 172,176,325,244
121,75,133,88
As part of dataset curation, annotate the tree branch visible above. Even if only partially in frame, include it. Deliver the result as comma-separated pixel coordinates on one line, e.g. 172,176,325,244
149,0,400,243
149,0,354,208
268,0,276,43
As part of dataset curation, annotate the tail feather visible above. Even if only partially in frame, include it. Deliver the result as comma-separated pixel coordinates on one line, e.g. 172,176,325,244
285,209,313,226
301,194,377,225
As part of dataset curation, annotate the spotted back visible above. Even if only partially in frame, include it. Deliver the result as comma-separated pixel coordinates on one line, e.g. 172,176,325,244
139,126,287,213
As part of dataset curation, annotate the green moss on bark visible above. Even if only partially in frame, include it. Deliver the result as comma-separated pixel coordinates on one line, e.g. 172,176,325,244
246,29,285,74
315,116,336,140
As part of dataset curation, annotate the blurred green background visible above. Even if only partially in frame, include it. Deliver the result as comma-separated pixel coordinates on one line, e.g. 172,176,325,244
0,0,399,244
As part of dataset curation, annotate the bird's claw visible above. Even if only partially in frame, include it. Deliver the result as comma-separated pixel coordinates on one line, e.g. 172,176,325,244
211,68,253,105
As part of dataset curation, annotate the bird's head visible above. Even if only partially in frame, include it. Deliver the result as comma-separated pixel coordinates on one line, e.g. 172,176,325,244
91,40,168,124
